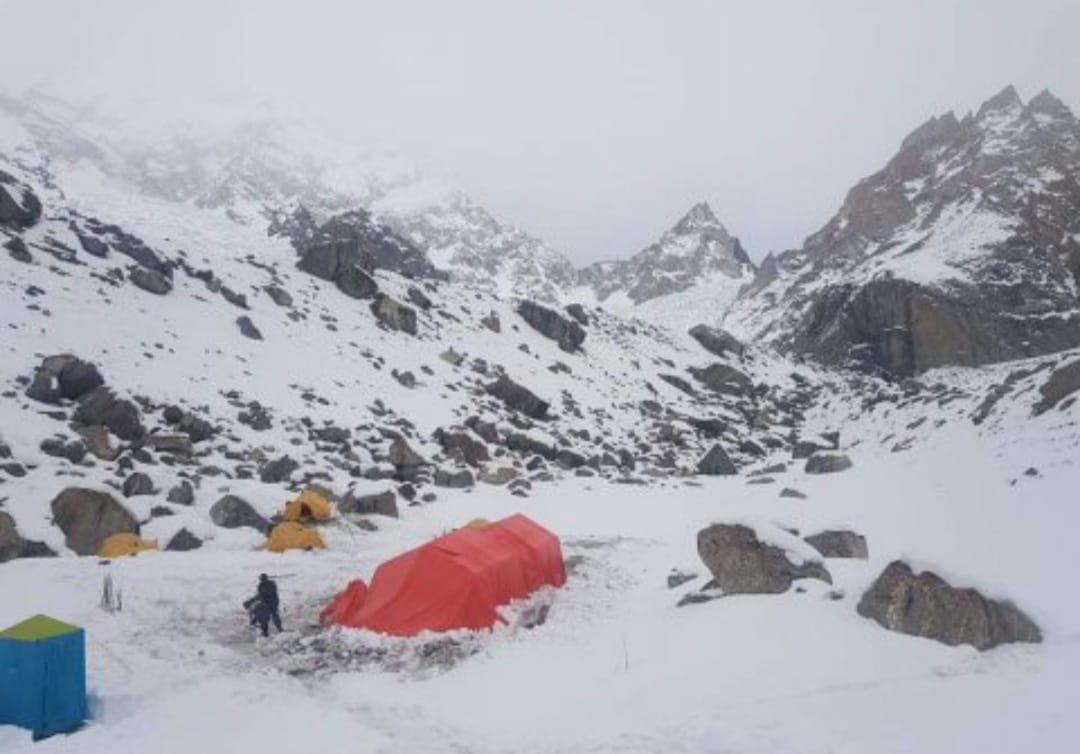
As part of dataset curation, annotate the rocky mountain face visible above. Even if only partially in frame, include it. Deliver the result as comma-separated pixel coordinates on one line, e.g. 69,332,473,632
581,202,754,307
728,86,1080,378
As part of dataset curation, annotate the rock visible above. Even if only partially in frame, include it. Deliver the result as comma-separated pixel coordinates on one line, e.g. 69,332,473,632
166,480,195,505
26,354,104,404
779,487,807,500
2,463,26,478
697,523,831,594
481,311,501,333
340,489,399,518
259,455,299,483
805,453,853,474
388,438,426,471
236,316,263,340
145,433,193,456
479,466,519,485
506,433,554,459
122,472,155,497
564,303,589,326
517,300,585,352
0,511,56,562
696,443,737,476
297,238,375,281
76,425,118,461
5,236,32,263
486,375,549,419
792,441,826,460
406,286,433,310
311,425,351,444
75,232,109,258
175,413,215,443
689,363,754,396
676,589,723,608
555,448,586,469
165,528,203,552
336,264,379,299
73,387,145,441
690,419,726,439
804,530,868,559
210,495,268,532
439,349,465,367
667,569,698,589
150,505,174,518
393,370,416,389
370,294,418,335
40,438,87,464
129,266,173,295
238,403,272,431
857,561,1042,650
50,487,139,556
264,285,293,307
0,178,42,228
435,430,490,467
434,468,475,488
1034,359,1080,414
688,324,744,359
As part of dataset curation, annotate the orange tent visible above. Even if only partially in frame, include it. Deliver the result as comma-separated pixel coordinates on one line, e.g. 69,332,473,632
320,514,565,636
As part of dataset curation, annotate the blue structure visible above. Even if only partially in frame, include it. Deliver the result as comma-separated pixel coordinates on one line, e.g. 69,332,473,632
0,615,87,740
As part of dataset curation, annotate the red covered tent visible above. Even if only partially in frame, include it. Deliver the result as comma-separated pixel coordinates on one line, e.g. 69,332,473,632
320,514,565,636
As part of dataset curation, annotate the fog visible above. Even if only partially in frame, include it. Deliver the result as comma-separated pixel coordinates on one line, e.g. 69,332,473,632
1,0,1077,263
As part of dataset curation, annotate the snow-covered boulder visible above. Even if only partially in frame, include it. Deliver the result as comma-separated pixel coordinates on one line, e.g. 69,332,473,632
696,523,831,595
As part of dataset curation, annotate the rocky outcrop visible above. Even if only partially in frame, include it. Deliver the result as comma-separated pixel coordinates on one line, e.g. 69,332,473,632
486,375,549,419
210,495,268,532
434,429,490,467
804,530,868,559
857,561,1042,650
689,325,743,359
50,487,139,556
697,523,831,594
517,300,585,352
0,512,55,562
236,316,263,340
1034,358,1080,414
689,363,754,396
370,295,418,335
805,453,852,474
434,468,475,488
0,172,43,229
259,455,298,483
129,267,173,295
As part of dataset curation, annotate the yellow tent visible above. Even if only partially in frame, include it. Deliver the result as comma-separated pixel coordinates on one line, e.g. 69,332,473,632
283,489,333,523
267,522,325,553
98,533,158,558
465,518,491,529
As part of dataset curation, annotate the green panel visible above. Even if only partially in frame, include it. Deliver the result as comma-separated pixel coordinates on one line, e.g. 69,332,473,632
0,615,80,642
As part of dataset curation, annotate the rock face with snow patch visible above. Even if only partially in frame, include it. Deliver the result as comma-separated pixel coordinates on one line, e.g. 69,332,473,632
804,530,868,559
0,512,55,562
73,387,145,441
517,300,585,352
210,495,268,532
486,375,549,419
370,295,418,335
50,487,139,556
26,355,104,404
730,86,1080,376
857,561,1041,650
697,523,831,594
696,444,737,476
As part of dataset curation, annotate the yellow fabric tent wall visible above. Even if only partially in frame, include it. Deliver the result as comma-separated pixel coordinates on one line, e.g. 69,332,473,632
283,489,333,522
97,533,158,558
267,522,325,553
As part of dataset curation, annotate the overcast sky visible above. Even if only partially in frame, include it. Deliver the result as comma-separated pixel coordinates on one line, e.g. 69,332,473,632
1,0,1078,264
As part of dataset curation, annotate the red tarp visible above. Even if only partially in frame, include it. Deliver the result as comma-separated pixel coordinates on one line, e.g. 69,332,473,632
321,514,566,636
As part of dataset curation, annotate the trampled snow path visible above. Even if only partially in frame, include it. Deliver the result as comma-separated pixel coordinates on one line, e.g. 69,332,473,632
2,417,1078,753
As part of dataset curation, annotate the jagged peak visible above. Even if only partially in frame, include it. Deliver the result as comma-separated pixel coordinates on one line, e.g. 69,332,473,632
976,84,1023,119
1027,89,1075,121
899,111,961,153
671,201,725,235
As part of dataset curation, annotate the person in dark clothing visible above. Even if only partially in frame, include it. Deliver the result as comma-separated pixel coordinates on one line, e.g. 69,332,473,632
256,573,283,633
248,598,272,637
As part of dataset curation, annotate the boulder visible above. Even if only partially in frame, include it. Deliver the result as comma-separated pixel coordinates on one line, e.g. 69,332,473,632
122,472,155,497
857,561,1042,650
336,265,379,299
565,303,589,326
50,487,139,556
481,311,501,333
0,512,56,562
1034,358,1080,414
779,487,807,500
76,425,118,461
696,444,737,476
805,453,853,474
388,438,426,470
297,239,374,281
0,179,42,228
435,429,490,467
370,294,418,335
40,438,87,464
439,349,465,367
73,387,145,441
517,300,585,352
340,489,399,518
75,232,109,258
479,466,520,485
259,455,299,483
406,286,433,311
689,363,754,396
697,523,831,594
792,441,826,459
688,325,744,359
434,468,475,488
506,433,554,459
166,480,195,505
5,236,32,262
210,495,268,532
165,528,203,552
264,285,293,307
26,354,103,404
129,267,172,295
236,316,263,340
145,433,193,456
804,530,868,559
486,375,549,419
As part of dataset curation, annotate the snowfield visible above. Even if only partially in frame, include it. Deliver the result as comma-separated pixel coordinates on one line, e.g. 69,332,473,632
2,411,1078,753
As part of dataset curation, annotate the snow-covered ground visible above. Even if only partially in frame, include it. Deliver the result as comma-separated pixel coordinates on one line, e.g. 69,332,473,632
2,401,1077,753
